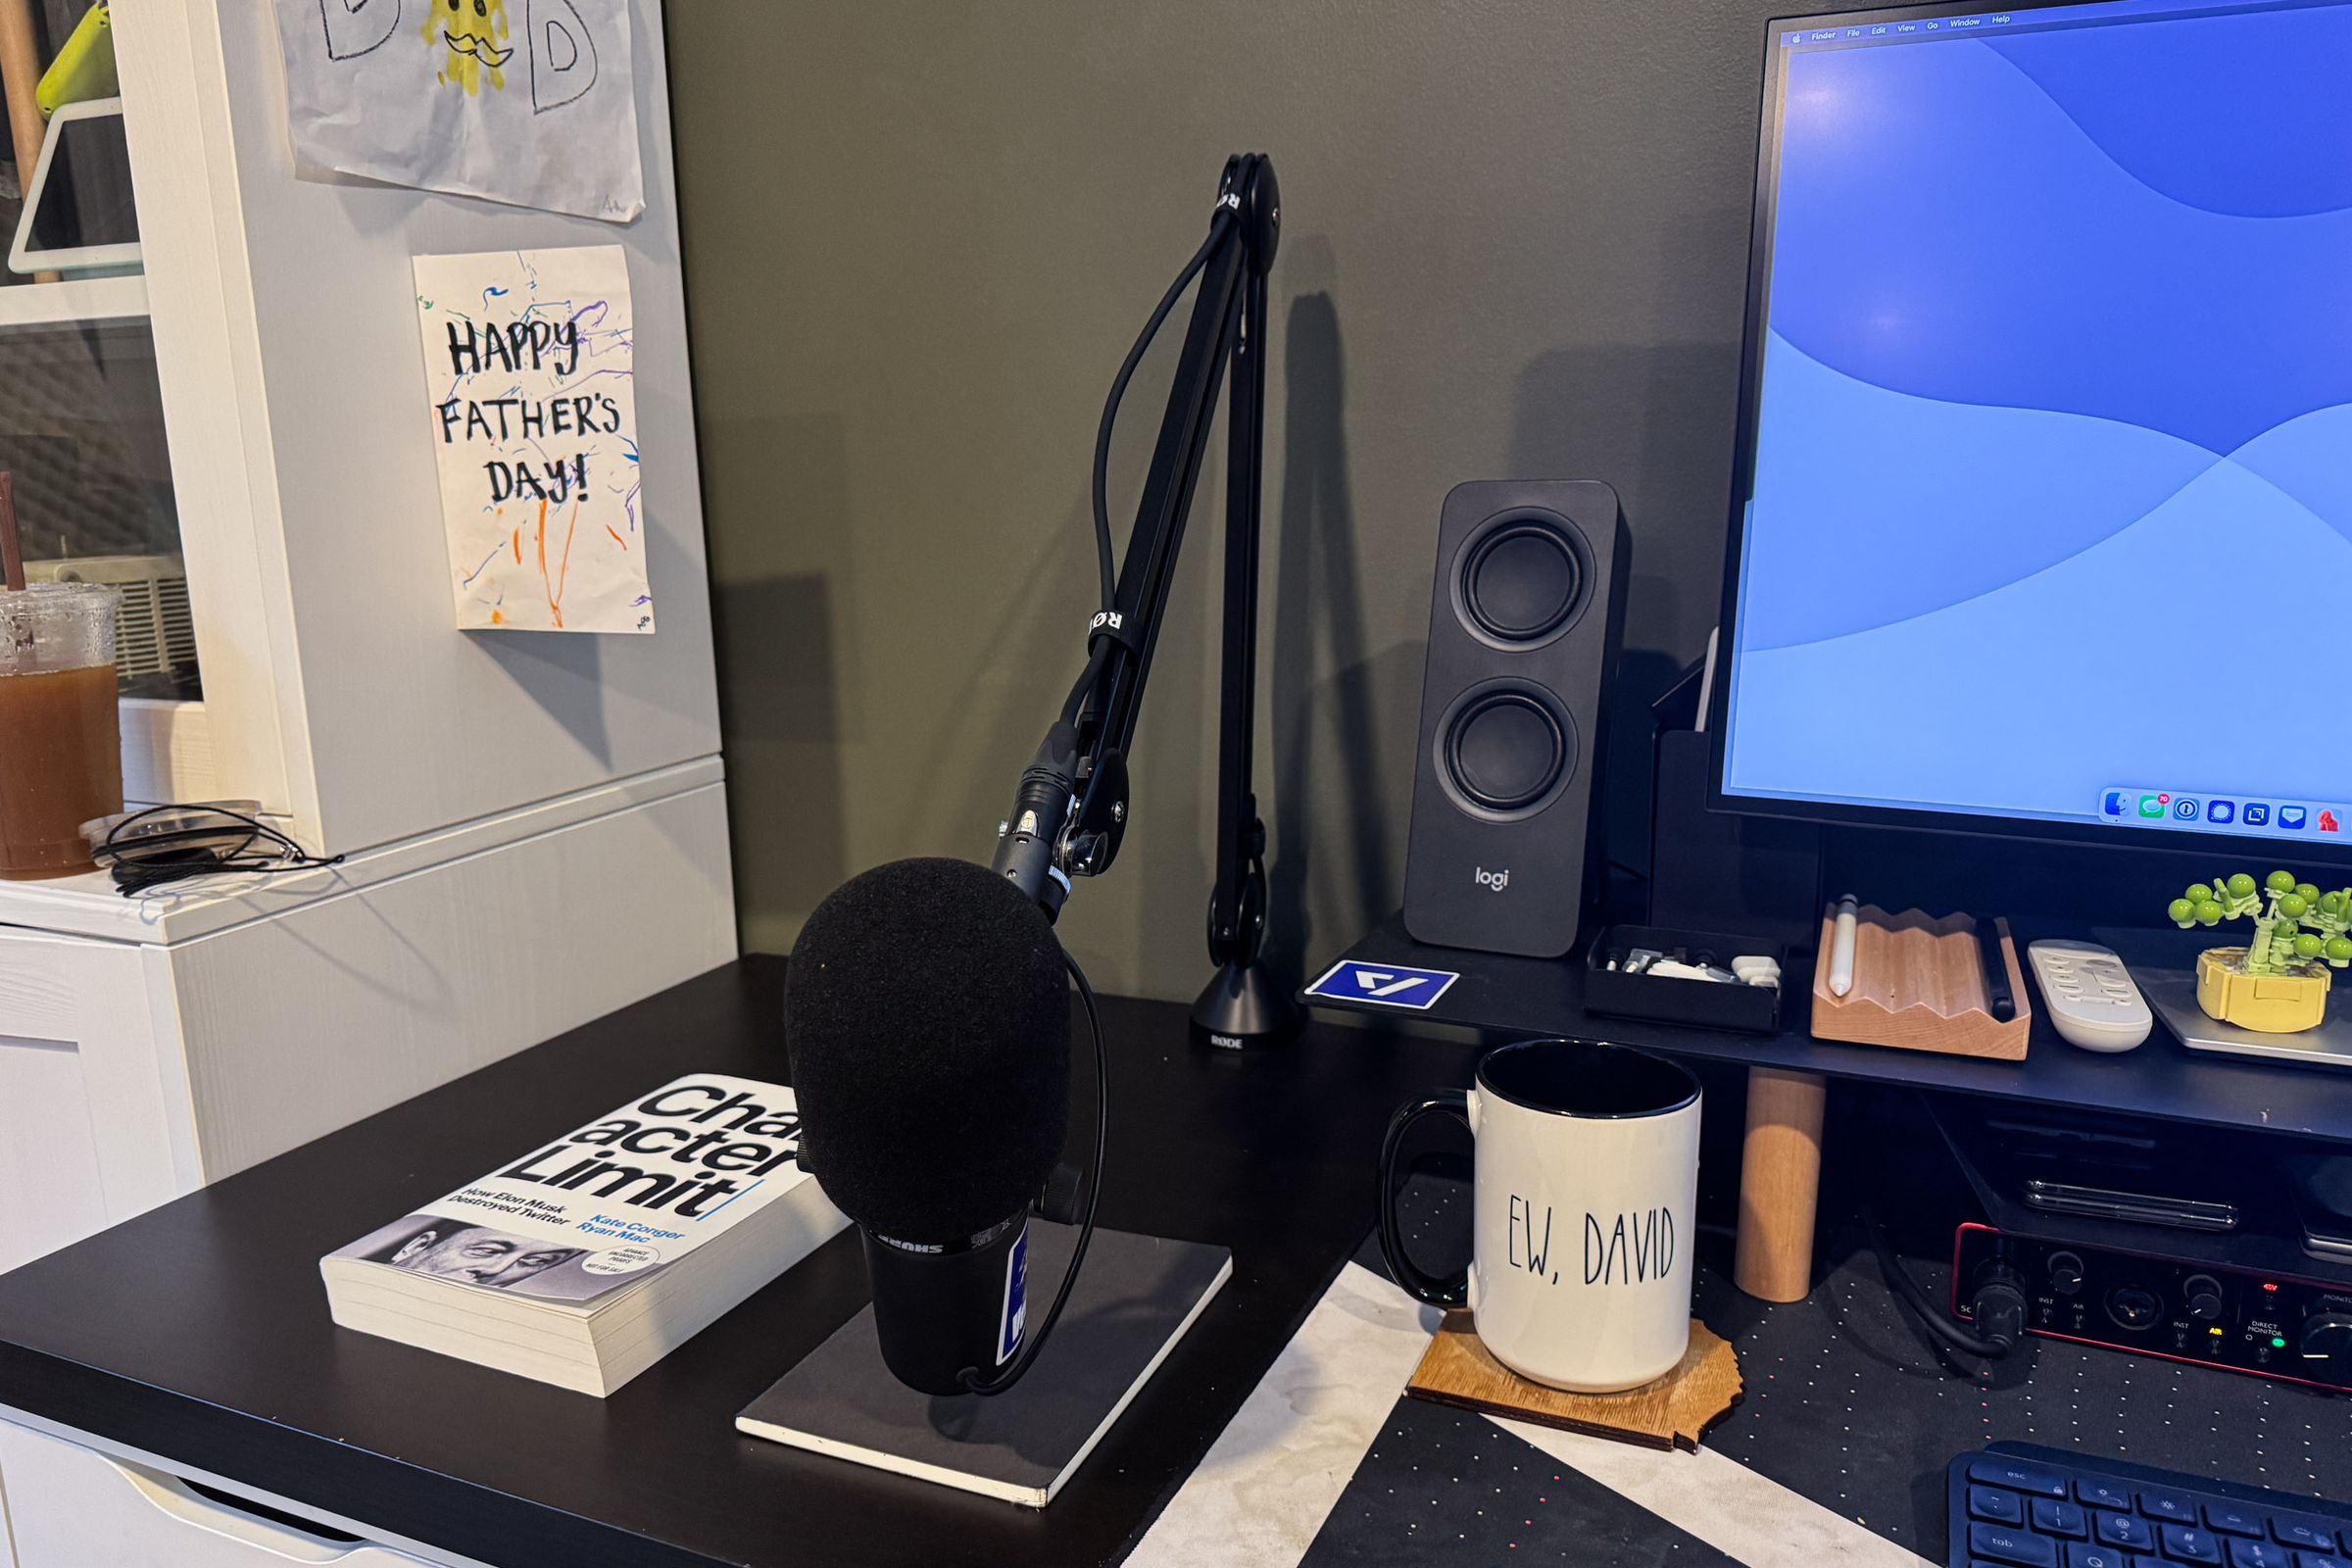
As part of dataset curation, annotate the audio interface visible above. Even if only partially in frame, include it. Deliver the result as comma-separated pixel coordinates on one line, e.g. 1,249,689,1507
1952,1223,2352,1391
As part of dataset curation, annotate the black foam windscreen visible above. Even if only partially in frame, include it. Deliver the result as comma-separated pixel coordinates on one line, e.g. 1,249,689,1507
784,858,1072,1245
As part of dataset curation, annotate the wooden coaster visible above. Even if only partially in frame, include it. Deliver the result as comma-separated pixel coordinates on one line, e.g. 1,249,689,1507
1404,1312,1741,1451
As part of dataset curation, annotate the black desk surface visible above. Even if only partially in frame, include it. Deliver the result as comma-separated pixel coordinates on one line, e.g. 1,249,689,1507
0,957,1479,1568
5,956,2345,1568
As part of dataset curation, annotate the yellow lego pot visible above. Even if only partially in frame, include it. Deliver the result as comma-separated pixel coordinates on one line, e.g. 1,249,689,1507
2196,948,2330,1033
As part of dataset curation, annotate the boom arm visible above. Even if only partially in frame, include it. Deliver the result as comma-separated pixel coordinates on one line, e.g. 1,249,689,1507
989,154,1297,1048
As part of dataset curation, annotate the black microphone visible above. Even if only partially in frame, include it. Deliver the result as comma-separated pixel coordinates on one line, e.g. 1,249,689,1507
784,857,1072,1396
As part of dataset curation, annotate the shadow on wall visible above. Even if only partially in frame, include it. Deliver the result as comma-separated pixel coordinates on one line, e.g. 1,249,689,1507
715,570,849,955
477,631,613,768
1268,244,1421,980
706,404,864,957
1506,339,1741,881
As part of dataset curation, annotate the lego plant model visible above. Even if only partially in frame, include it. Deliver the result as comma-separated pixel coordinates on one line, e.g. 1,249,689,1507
2168,871,2352,1033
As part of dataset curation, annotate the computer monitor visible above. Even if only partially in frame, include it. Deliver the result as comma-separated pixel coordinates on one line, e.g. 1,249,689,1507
1708,0,2352,859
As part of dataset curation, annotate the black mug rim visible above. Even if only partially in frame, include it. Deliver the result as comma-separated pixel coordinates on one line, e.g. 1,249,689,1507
1474,1038,1700,1121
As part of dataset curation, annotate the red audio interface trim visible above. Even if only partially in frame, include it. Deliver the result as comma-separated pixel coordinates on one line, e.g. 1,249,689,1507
1951,1222,2352,1393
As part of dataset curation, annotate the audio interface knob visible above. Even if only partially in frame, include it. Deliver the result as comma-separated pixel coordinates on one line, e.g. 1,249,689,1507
2301,1312,2352,1372
2184,1275,2224,1323
2048,1252,2085,1295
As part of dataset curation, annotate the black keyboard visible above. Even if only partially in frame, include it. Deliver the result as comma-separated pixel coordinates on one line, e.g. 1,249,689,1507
1950,1444,2352,1568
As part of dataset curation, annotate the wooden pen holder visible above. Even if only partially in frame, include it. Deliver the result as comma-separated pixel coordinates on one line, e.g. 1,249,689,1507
1809,906,2032,1060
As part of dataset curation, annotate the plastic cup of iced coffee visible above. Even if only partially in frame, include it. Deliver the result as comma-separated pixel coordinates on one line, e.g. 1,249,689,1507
0,583,123,879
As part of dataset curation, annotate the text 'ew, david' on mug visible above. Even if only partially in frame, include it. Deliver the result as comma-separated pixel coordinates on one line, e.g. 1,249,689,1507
1378,1039,1702,1394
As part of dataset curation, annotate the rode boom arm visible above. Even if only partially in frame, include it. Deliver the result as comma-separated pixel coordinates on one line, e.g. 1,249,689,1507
989,154,1298,1049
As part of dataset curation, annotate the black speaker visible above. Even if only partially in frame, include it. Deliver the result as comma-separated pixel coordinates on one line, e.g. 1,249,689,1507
1402,480,1628,958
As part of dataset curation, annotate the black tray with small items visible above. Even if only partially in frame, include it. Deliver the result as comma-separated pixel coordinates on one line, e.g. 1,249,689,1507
1584,925,1788,1035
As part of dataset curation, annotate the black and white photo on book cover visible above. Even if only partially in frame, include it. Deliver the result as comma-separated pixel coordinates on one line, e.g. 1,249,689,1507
326,1073,823,1308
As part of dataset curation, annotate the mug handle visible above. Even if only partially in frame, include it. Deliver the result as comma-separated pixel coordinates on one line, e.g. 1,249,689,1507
1377,1089,1472,1307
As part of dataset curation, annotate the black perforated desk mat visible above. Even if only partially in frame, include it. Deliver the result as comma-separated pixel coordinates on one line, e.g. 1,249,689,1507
1300,1396,1740,1567
1341,1171,2352,1562
1694,1229,2352,1556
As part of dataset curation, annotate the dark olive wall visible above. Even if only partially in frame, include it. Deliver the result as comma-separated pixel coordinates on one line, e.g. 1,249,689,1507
670,0,1789,1001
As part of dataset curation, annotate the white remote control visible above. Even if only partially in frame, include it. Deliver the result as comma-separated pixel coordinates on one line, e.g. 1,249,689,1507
2027,939,2153,1053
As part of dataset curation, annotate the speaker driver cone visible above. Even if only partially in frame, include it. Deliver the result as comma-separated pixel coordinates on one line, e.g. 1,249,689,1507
1445,690,1569,814
1460,515,1586,646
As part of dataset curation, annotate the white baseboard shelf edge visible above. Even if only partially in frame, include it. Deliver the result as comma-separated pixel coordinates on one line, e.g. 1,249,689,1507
0,756,728,946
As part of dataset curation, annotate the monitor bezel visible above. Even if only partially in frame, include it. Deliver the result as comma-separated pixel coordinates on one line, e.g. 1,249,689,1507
1703,0,2352,865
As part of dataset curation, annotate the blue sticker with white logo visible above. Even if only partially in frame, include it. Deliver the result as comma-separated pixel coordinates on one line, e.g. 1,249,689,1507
1305,959,1462,1011
997,1225,1029,1365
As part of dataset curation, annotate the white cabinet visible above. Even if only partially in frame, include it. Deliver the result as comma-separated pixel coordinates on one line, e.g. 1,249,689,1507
0,0,739,1256
0,926,179,1271
0,3,741,1561
0,766,736,1276
0,1417,492,1568
105,0,724,852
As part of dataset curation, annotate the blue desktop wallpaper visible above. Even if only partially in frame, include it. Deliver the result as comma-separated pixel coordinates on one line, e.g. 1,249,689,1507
1723,3,2352,839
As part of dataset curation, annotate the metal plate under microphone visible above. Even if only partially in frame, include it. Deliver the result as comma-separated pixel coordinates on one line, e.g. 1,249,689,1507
737,1226,1231,1507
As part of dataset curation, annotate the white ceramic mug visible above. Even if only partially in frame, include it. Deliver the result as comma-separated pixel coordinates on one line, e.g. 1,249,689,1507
1379,1039,1702,1393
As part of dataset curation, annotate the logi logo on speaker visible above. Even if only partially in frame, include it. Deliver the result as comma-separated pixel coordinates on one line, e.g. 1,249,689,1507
1474,866,1510,892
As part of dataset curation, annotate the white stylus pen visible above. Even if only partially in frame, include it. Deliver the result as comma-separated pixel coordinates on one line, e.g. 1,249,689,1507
1828,894,1859,998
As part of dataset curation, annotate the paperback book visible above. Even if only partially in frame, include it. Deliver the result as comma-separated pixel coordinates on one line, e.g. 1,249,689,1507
321,1073,844,1396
